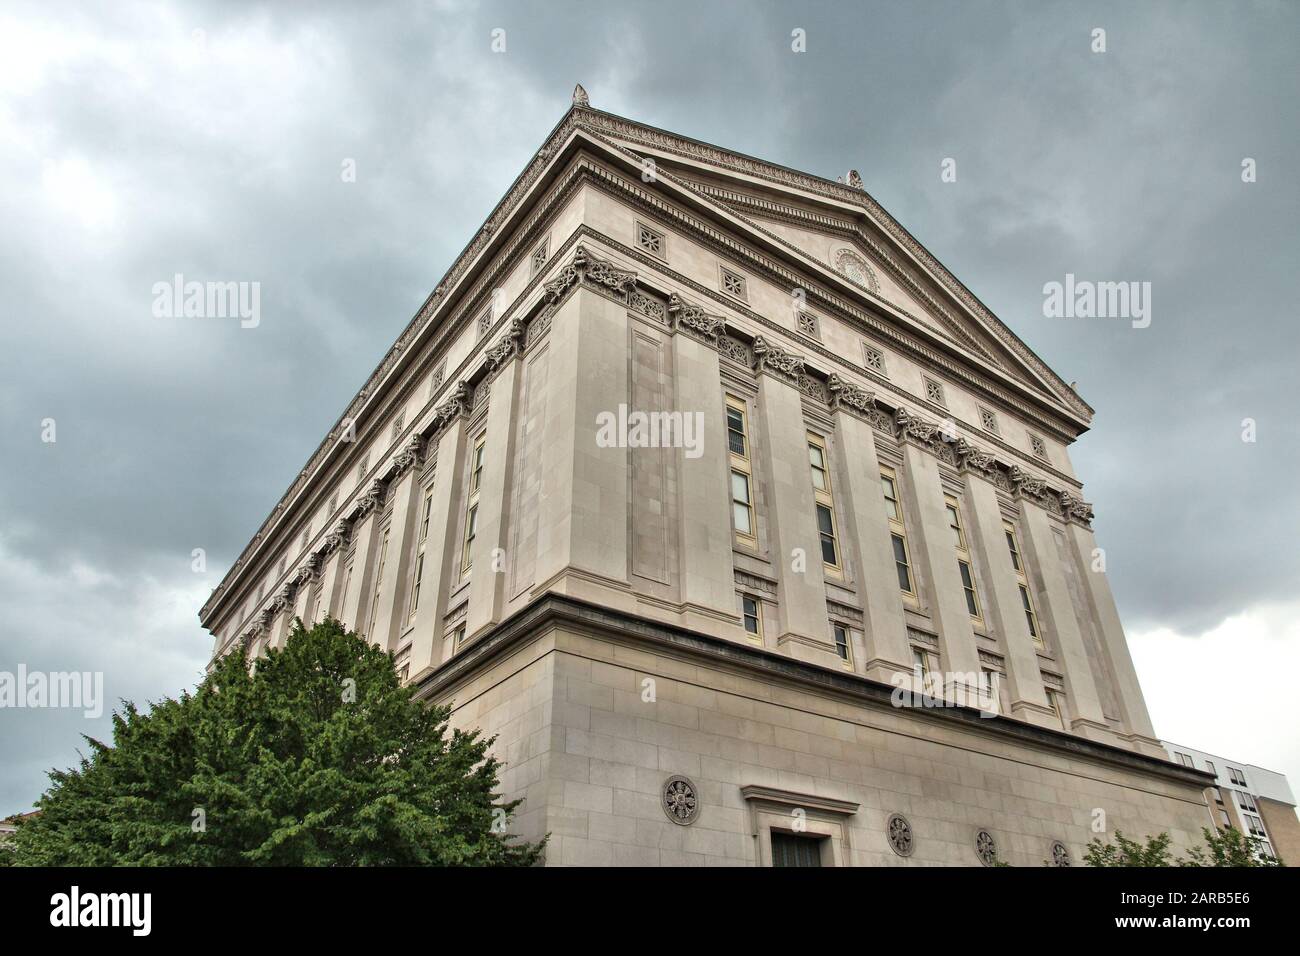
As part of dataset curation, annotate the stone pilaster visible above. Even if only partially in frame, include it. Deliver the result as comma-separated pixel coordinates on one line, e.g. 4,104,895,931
368,438,425,652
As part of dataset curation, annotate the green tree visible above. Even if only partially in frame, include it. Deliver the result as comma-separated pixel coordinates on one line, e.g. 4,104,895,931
9,618,543,866
1085,827,1282,867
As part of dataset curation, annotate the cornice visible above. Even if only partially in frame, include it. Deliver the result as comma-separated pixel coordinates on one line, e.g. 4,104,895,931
412,593,1214,792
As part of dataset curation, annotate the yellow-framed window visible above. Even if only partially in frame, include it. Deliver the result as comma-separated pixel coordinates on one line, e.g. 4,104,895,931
808,432,840,571
945,494,982,623
1003,519,1043,647
832,622,851,665
408,487,434,619
880,466,915,596
726,395,756,544
367,526,390,638
740,593,763,643
462,434,486,573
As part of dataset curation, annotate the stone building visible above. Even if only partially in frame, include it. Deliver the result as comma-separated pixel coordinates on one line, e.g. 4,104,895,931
199,86,1213,866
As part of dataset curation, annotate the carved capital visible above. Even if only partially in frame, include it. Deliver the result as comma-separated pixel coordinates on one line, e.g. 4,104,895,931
1059,491,1095,527
431,380,473,435
895,408,957,465
1009,465,1050,503
483,317,526,374
543,244,637,305
752,336,805,384
390,436,424,480
321,521,351,557
667,293,725,345
826,373,875,416
353,479,387,520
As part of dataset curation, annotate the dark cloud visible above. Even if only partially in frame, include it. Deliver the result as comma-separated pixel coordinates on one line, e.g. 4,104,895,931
2,0,1296,812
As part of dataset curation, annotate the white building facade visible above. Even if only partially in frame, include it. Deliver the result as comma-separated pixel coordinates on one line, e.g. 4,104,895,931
199,88,1214,866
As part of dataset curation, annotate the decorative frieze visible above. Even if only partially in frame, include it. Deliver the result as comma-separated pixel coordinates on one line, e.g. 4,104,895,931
430,381,473,436
826,372,873,414
389,436,424,481
718,334,752,366
321,521,351,557
1009,465,1050,504
352,480,387,521
629,289,667,323
1058,491,1096,527
483,318,526,375
667,292,725,345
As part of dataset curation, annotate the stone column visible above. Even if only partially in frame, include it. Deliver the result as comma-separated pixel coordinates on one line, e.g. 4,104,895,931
533,293,585,588
1064,517,1160,747
752,343,835,666
1018,497,1108,738
960,456,1055,727
825,378,912,682
268,590,294,650
368,438,425,652
672,323,734,624
337,483,384,634
897,438,982,682
406,398,471,683
315,525,350,623
466,352,522,641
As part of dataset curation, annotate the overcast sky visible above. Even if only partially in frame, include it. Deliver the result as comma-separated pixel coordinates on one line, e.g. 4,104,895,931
2,1,1297,816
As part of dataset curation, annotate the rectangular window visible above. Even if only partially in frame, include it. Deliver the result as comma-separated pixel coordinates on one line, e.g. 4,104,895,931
741,594,762,642
1004,520,1043,647
391,411,405,441
1205,760,1217,776
833,623,850,663
1030,434,1048,460
530,239,548,275
771,831,823,867
727,396,755,544
978,407,998,434
923,376,945,407
1045,688,1065,729
881,467,915,595
912,647,929,679
862,342,886,375
367,527,390,638
357,455,369,484
808,433,839,571
945,495,982,622
409,486,435,620
453,624,467,650
462,434,486,573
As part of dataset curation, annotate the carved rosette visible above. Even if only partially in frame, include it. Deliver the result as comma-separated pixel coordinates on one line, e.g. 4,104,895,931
826,373,876,417
667,292,725,346
752,336,806,385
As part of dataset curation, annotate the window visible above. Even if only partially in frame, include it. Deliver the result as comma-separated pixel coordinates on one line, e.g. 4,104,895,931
329,492,338,516
945,495,982,621
808,433,840,571
832,623,850,663
530,239,548,275
462,434,486,573
1003,520,1043,647
1205,760,1217,777
771,831,823,867
1229,767,1247,786
979,407,998,434
301,527,310,552
309,587,322,625
1239,791,1259,813
367,527,391,638
1030,434,1048,460
453,624,467,650
912,647,930,680
923,376,945,407
408,488,434,619
1176,752,1194,768
797,311,820,339
862,343,886,375
727,396,755,544
357,455,369,484
429,360,446,397
340,562,353,614
636,221,665,257
278,556,286,578
741,594,762,642
391,411,405,441
881,467,915,595
1045,688,1066,729
477,308,493,338
719,265,747,300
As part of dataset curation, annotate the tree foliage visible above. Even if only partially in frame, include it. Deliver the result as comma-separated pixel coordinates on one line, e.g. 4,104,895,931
9,618,543,866
1084,827,1282,867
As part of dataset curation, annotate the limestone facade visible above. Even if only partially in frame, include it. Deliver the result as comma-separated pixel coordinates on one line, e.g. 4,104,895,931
199,89,1213,864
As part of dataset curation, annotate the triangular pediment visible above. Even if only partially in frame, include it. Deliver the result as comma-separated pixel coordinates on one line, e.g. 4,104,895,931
575,111,1089,420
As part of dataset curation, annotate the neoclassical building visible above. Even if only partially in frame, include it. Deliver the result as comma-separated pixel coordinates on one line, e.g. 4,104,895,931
200,87,1212,866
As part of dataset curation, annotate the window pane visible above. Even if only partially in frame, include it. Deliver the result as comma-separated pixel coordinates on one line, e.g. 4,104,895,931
816,504,834,535
821,536,838,565
731,471,750,504
733,502,752,535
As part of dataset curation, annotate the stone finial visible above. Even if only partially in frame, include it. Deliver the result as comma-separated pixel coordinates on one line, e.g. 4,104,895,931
572,83,590,107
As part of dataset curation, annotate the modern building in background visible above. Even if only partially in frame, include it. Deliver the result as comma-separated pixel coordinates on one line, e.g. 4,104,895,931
1164,741,1299,864
198,87,1213,866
